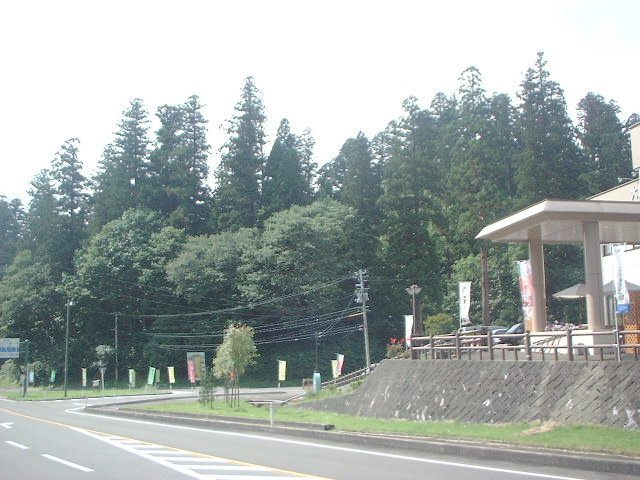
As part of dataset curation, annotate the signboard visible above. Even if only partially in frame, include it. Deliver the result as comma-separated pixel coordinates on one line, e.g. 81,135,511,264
187,360,196,384
82,368,87,388
167,366,175,385
278,360,286,382
186,352,206,382
128,369,136,388
0,338,19,359
147,367,156,385
459,282,471,326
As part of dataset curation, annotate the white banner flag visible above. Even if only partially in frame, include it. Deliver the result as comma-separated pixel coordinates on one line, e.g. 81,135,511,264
612,243,630,313
404,315,413,347
459,282,471,326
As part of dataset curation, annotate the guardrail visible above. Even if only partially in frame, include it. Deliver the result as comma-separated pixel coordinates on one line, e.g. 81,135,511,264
409,329,640,362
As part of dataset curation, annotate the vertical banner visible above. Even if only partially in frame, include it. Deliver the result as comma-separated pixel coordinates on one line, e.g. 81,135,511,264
147,366,156,385
187,360,196,384
277,360,286,382
331,360,339,379
336,354,344,376
81,368,87,388
128,369,136,388
154,367,160,384
612,243,631,313
186,352,206,382
50,369,56,384
167,366,175,385
459,281,471,326
404,315,413,347
517,260,534,330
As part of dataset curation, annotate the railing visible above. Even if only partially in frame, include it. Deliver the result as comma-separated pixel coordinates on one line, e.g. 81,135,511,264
321,364,378,389
409,329,640,362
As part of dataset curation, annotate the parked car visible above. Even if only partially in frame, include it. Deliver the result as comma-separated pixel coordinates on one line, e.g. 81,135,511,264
494,322,525,345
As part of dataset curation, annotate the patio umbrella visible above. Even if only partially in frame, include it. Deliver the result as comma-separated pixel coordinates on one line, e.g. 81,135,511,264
602,280,640,295
552,283,587,299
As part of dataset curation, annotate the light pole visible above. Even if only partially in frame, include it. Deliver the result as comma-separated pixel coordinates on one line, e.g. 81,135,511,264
64,299,74,397
405,284,422,335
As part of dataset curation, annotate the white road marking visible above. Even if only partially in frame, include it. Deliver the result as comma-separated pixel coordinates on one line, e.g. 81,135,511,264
0,421,14,428
42,454,94,472
5,440,29,449
72,408,588,480
74,428,327,479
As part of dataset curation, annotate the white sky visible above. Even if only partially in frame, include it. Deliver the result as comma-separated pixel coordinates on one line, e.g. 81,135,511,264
1,0,639,204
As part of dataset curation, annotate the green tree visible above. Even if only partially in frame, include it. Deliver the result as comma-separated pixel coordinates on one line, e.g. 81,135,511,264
515,52,588,205
0,196,23,276
212,324,257,407
377,98,445,319
92,99,151,230
69,209,186,368
50,138,90,273
24,170,61,267
577,92,632,194
260,119,315,222
213,77,266,231
0,250,62,365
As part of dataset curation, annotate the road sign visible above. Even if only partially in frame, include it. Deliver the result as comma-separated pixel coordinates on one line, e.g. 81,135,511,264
0,338,19,358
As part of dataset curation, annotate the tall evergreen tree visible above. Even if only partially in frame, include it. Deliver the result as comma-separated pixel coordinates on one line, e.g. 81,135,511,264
0,196,23,276
260,119,314,221
25,170,61,266
92,99,151,230
171,95,212,233
377,98,445,318
50,138,89,272
576,92,632,194
213,77,266,231
515,52,587,205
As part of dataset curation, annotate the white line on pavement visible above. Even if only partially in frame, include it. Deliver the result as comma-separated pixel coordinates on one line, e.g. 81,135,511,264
42,454,94,472
5,440,29,449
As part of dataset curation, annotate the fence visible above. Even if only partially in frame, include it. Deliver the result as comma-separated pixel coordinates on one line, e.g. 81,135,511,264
321,364,377,389
410,329,640,362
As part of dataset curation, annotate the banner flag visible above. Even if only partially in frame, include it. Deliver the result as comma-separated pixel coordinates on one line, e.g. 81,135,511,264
186,352,206,382
81,368,87,387
336,354,344,376
128,369,136,388
517,260,534,327
331,360,339,379
50,369,56,384
612,243,631,313
147,367,156,385
167,366,175,384
459,281,471,326
404,315,413,347
278,360,286,382
187,360,196,384
155,367,160,384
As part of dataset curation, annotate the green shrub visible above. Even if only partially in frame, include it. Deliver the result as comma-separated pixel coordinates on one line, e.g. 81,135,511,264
0,360,21,386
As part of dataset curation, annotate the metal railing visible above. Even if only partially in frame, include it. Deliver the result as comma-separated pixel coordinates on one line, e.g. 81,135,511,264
321,364,378,389
409,329,640,362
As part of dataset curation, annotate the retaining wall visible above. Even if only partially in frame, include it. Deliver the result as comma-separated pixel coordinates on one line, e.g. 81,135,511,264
302,359,640,428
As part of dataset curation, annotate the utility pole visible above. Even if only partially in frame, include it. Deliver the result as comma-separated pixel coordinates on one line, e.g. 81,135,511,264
64,300,73,398
114,313,119,386
481,246,490,324
357,269,371,371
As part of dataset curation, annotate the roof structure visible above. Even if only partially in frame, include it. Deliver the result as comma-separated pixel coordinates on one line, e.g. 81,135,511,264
475,199,640,244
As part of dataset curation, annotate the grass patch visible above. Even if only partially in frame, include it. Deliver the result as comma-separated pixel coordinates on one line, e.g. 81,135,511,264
134,399,640,457
2,387,171,401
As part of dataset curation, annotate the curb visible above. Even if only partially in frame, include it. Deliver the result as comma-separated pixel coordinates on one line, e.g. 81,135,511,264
87,405,640,476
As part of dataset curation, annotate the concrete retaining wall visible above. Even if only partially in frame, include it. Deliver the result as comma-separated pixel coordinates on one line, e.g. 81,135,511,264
302,359,640,428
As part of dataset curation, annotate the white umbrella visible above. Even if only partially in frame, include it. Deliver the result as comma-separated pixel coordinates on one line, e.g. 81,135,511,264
552,283,587,299
603,280,640,295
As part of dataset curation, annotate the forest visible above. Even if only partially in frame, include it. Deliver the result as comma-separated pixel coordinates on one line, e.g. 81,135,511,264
0,52,638,384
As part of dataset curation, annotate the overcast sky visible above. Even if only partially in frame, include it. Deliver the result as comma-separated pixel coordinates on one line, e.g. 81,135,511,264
1,0,639,203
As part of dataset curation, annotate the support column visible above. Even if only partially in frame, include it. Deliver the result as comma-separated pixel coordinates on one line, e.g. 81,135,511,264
583,221,605,331
529,227,547,332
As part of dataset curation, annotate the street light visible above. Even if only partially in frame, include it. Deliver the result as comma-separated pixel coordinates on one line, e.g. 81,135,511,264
63,299,74,397
405,285,422,335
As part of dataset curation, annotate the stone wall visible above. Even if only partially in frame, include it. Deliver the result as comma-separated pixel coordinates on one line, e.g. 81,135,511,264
302,359,640,428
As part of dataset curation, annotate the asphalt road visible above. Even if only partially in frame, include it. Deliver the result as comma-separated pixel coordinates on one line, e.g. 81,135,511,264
0,392,637,480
